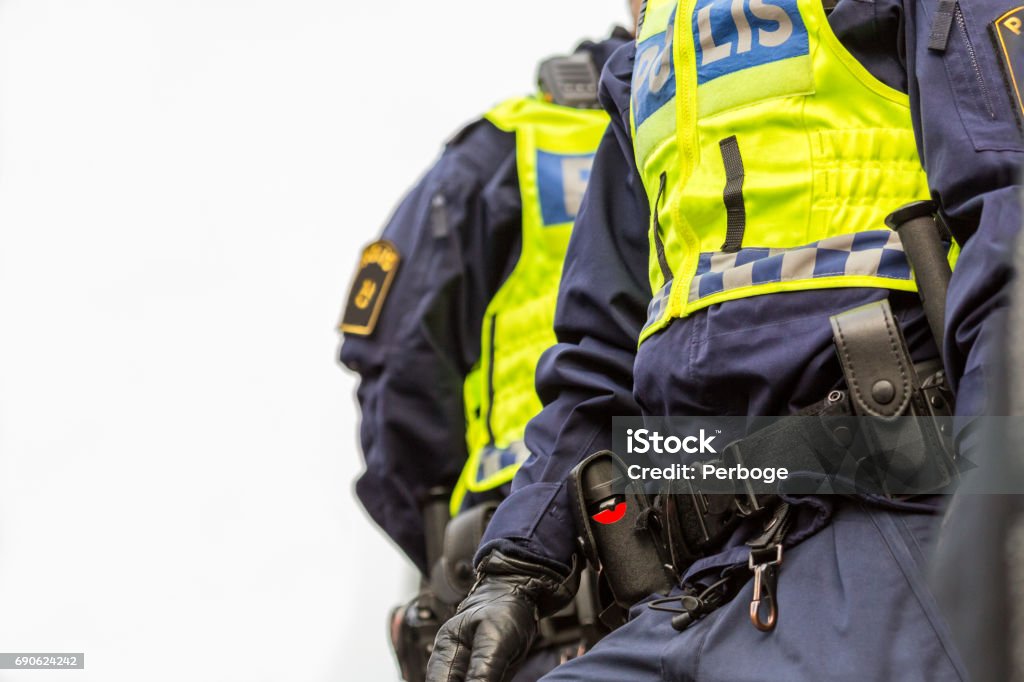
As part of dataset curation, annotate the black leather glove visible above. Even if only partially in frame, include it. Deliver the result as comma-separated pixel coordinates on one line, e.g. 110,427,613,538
425,550,579,682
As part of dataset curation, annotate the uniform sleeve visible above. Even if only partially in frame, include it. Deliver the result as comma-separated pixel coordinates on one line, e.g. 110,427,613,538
902,0,1024,442
477,45,652,574
339,120,520,574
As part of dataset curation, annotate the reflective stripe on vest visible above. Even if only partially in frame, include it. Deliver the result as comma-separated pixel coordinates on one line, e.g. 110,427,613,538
451,97,609,515
631,0,953,343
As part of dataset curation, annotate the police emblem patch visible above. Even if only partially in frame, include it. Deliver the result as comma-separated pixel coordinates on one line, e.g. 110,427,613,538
993,6,1024,123
692,0,808,85
340,240,401,336
536,149,595,226
633,7,677,127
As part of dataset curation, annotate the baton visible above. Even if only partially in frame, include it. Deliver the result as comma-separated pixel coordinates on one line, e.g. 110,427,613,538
422,486,451,575
885,200,952,349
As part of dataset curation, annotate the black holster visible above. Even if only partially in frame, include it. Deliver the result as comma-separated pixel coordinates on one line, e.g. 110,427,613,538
828,298,957,494
392,497,603,681
568,451,675,628
389,594,452,682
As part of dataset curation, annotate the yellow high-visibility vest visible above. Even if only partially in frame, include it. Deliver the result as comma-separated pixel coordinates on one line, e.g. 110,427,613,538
452,96,609,515
631,0,954,343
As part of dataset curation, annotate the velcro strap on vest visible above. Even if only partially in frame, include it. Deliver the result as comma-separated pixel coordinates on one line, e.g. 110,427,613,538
928,0,957,52
653,172,674,280
719,136,747,253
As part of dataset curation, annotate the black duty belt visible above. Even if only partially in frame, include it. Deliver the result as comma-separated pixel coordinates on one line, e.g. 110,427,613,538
602,204,957,635
661,301,956,630
570,299,958,636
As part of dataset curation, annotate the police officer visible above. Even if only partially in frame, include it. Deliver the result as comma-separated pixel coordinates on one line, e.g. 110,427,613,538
426,0,1023,680
338,9,639,680
929,167,1024,680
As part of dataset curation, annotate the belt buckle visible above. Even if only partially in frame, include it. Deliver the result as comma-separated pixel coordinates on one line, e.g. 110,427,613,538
722,442,766,517
683,474,753,550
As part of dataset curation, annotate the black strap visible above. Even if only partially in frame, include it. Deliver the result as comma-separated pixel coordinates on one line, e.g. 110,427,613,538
652,171,673,280
928,0,957,52
719,136,747,252
747,503,794,552
722,404,858,496
830,300,914,418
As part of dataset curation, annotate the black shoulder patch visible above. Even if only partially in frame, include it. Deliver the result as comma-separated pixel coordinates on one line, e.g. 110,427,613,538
339,240,401,336
992,6,1024,124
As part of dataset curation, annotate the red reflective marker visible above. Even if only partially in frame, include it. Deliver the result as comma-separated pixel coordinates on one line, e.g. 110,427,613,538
592,501,627,525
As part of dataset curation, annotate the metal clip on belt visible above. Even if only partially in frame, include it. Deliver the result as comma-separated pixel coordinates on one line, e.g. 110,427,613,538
749,545,782,631
746,503,793,632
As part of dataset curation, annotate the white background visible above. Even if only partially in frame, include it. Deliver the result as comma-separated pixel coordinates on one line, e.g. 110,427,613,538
0,1,630,680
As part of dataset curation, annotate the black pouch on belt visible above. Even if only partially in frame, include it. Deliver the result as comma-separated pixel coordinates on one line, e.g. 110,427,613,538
430,501,499,605
568,451,675,628
829,298,957,495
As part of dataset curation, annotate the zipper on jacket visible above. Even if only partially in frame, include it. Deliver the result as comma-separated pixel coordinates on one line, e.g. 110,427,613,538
652,171,673,281
954,3,996,119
